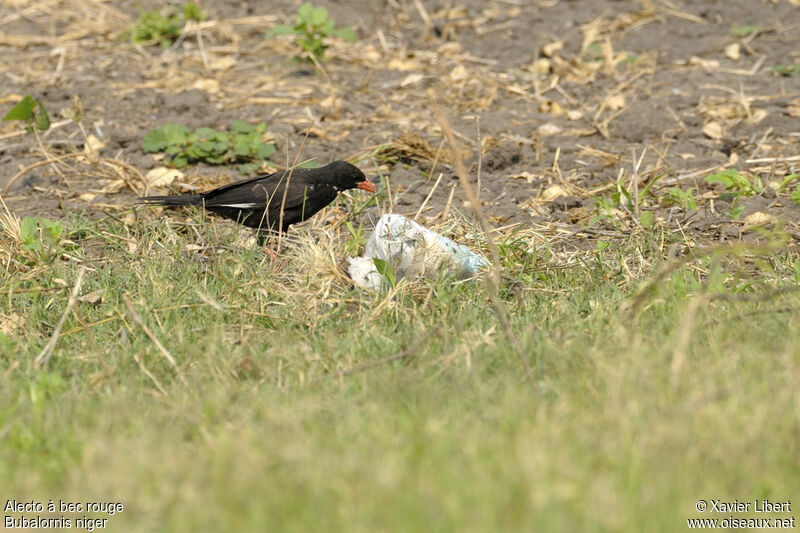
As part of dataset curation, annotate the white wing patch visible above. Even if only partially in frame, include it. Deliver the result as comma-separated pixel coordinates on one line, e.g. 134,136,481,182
218,203,260,208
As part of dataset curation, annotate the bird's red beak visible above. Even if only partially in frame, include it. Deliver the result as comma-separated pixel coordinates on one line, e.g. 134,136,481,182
358,179,377,193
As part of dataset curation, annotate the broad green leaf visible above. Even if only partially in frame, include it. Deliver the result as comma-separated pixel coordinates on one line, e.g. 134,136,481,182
20,216,61,252
142,129,168,152
705,169,754,192
639,211,655,229
731,25,762,37
233,137,251,156
256,143,276,159
297,3,313,21
335,26,356,42
772,64,800,76
266,24,294,38
34,101,50,131
169,155,188,168
20,216,38,244
373,258,396,287
231,119,253,134
186,144,205,158
183,2,206,22
163,123,189,145
194,127,217,141
238,162,260,175
311,6,328,26
3,94,36,122
791,185,800,204
42,218,62,240
198,140,216,152
777,174,800,190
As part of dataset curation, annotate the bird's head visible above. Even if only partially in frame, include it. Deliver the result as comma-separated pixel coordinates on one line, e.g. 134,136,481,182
329,160,376,193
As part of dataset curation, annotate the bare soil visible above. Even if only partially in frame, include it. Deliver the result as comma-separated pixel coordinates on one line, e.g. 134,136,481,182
1,0,799,245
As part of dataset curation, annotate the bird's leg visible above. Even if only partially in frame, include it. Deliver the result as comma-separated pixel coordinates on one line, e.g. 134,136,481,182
256,230,278,260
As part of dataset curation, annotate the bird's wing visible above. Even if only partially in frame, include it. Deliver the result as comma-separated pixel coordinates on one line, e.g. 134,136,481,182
202,169,319,210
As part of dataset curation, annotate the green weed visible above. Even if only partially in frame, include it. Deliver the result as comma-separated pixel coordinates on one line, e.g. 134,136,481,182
19,216,62,254
664,187,697,211
129,2,207,47
142,120,276,174
2,94,50,132
730,25,763,37
791,185,800,204
704,169,762,197
704,169,763,220
372,257,396,288
267,2,356,61
771,64,800,76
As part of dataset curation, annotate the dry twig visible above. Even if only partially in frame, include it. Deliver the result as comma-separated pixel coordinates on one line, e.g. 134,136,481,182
122,294,188,386
34,267,86,368
430,92,534,387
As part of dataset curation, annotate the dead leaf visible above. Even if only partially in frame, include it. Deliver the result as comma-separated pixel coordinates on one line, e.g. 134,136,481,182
702,121,723,140
743,211,773,226
449,64,468,82
703,102,745,119
209,56,236,70
84,134,105,153
537,123,562,136
689,56,720,70
508,171,537,183
0,93,24,104
542,40,563,57
539,99,564,116
387,57,421,71
145,167,184,188
530,58,551,75
724,42,740,61
787,106,800,118
436,42,461,55
542,184,568,201
79,289,104,305
603,93,626,111
96,179,125,194
566,109,584,120
747,108,768,124
568,206,591,224
191,79,220,93
208,56,236,70
400,73,424,87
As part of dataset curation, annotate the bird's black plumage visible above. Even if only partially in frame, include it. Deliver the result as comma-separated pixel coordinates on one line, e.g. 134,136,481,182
139,160,375,239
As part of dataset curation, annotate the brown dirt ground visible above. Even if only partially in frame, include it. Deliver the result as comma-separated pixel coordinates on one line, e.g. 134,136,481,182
1,0,799,248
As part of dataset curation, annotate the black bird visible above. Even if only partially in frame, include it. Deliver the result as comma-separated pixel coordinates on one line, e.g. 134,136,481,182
139,160,376,241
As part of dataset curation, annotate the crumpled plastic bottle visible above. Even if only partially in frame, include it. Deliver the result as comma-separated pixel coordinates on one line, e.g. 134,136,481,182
348,214,488,290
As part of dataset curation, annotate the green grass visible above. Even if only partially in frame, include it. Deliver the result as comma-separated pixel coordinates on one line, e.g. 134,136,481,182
1,208,798,532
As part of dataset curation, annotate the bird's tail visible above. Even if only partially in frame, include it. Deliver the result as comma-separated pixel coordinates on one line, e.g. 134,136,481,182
137,194,202,206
